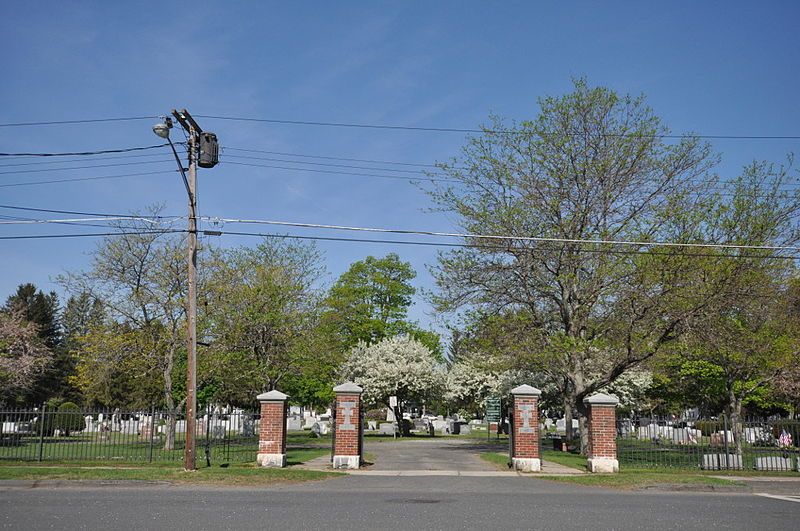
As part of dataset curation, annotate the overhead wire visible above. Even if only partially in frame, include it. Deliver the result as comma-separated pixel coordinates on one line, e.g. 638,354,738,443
0,170,177,189
0,159,174,176
0,151,176,168
209,217,800,253
0,143,175,157
0,204,173,219
0,229,186,241
222,153,439,176
210,230,798,261
224,146,447,169
222,145,800,191
195,114,800,139
0,116,157,128
0,112,797,139
220,160,460,184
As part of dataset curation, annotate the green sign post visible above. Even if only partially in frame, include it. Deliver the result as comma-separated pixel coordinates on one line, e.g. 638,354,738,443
485,398,502,440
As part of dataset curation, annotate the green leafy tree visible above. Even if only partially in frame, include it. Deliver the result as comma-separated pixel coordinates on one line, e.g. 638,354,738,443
202,238,334,407
323,253,441,356
4,284,61,349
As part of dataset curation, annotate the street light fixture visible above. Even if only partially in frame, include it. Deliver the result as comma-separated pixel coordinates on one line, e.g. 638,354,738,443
152,122,171,139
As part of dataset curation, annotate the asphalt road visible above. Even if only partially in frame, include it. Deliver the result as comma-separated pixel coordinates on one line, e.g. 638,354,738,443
2,475,799,530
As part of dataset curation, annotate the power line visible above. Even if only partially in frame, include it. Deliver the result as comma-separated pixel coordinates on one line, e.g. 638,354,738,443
0,159,173,176
196,114,800,140
0,229,185,241
212,230,798,260
221,160,460,184
224,146,445,169
0,204,173,219
0,143,174,157
222,146,799,191
0,213,124,231
0,170,175,189
0,116,156,128
222,153,438,176
0,151,174,168
0,217,159,226
212,217,800,253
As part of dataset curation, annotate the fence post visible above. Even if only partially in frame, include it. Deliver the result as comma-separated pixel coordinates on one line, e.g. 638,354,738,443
37,404,46,462
723,414,731,470
205,403,212,467
148,406,156,463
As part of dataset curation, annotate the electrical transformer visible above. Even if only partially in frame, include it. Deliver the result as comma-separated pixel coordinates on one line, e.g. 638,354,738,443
198,132,219,168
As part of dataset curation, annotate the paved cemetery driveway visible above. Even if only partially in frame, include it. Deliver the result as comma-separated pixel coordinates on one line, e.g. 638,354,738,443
365,436,500,471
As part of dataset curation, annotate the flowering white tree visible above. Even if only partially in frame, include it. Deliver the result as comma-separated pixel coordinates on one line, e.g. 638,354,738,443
340,335,443,425
601,369,653,411
445,356,545,417
0,312,53,406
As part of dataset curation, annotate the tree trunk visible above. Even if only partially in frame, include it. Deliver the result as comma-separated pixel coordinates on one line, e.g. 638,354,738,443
164,411,177,451
562,394,575,450
728,390,744,457
576,400,590,456
162,346,176,451
394,403,408,437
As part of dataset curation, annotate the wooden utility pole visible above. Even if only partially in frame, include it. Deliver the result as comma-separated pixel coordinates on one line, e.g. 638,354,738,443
167,109,218,471
184,129,198,471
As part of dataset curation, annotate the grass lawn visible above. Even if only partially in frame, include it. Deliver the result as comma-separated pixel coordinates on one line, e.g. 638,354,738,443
478,449,752,490
0,446,336,485
480,449,587,471
543,470,745,490
540,449,587,470
479,451,511,470
0,462,339,485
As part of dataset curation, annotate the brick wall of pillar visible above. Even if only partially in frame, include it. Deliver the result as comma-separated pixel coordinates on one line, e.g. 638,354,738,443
512,394,540,459
333,392,361,457
509,384,542,472
256,390,288,468
586,404,617,459
583,392,620,473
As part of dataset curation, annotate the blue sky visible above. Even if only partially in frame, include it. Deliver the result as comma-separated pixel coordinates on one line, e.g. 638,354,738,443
1,1,798,332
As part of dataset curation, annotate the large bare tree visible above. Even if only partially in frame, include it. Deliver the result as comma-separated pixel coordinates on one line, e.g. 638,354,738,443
60,213,187,449
428,80,800,448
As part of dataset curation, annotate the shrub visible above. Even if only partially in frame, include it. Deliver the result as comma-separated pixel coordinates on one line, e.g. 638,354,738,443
54,402,85,436
32,411,55,437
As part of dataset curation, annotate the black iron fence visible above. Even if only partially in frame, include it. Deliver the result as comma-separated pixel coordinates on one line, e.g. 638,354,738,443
0,406,261,464
617,415,800,471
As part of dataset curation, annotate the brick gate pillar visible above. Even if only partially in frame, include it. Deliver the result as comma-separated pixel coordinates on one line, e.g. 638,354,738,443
510,384,542,472
584,392,620,473
256,390,288,468
332,382,362,469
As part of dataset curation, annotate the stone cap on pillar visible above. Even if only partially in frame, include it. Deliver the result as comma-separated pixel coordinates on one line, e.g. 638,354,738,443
583,392,619,406
333,382,363,395
257,390,289,402
510,384,542,397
